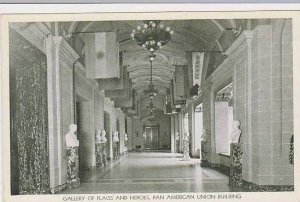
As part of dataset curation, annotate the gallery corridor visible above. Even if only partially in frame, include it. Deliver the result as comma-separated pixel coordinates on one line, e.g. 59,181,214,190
63,153,229,194
7,18,294,195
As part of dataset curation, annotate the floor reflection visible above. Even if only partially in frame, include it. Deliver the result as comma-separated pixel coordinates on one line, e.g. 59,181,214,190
63,152,229,194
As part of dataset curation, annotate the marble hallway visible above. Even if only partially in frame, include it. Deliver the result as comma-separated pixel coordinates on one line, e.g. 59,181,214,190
62,153,229,194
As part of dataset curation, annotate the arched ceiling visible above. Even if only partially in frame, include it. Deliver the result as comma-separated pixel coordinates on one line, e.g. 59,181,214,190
62,19,248,103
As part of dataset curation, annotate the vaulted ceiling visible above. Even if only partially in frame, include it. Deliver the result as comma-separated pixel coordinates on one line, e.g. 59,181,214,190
62,19,249,105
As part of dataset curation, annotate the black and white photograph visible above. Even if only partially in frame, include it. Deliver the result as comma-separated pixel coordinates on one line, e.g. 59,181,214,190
1,7,299,202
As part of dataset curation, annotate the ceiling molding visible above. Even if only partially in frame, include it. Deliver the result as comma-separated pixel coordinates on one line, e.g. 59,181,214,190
210,19,225,32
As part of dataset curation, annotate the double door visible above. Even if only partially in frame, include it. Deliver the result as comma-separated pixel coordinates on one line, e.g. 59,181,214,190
144,126,159,150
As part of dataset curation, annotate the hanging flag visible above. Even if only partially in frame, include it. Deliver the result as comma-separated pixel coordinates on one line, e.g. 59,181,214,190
192,52,204,86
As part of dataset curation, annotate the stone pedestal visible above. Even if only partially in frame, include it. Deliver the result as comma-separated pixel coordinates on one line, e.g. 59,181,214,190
201,141,209,167
113,142,120,159
96,143,107,167
182,139,190,161
101,143,108,166
124,140,128,155
95,143,103,167
66,147,80,189
124,147,128,155
229,143,243,187
176,140,180,153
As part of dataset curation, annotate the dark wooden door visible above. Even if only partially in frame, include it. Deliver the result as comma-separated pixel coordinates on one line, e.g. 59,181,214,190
144,127,159,150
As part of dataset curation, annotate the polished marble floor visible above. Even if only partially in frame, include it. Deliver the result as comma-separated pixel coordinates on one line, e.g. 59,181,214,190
63,152,229,194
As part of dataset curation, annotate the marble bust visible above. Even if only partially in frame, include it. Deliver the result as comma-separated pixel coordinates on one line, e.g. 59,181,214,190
231,120,242,143
201,129,208,142
95,129,102,144
65,124,79,148
113,130,119,142
175,131,180,140
101,130,107,143
124,133,128,141
183,131,190,141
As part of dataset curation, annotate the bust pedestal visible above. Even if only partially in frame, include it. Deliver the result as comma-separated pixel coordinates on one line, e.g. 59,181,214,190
182,139,190,161
66,147,80,189
176,139,180,153
95,143,103,167
96,142,107,167
201,141,208,167
229,143,243,188
113,142,120,160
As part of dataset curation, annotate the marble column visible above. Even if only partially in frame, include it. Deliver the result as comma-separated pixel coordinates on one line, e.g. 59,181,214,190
46,35,81,191
45,35,63,190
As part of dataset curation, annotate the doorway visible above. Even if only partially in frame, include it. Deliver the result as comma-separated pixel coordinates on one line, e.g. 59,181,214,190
214,83,233,155
144,126,159,150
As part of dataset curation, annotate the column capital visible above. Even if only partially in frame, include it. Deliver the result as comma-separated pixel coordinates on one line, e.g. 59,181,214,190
11,22,51,53
46,35,81,68
225,30,253,56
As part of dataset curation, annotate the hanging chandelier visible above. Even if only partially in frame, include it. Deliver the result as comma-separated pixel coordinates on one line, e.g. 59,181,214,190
143,59,159,99
148,110,155,122
146,98,156,112
131,20,173,55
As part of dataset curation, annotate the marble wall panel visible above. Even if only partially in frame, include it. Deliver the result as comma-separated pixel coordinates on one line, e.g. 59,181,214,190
10,29,49,194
